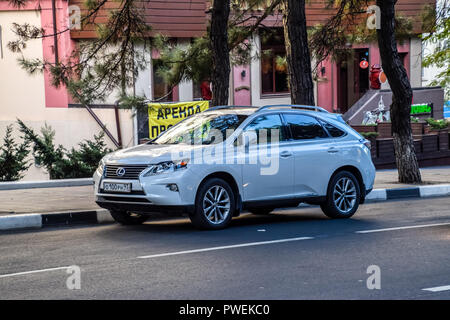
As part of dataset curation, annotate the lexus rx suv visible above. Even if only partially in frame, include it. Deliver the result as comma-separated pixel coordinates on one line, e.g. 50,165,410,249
94,105,375,229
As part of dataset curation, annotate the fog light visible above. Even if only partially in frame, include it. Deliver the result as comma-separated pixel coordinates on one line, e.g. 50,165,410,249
167,184,179,192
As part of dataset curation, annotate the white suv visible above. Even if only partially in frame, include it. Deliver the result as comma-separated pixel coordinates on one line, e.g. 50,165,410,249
93,105,375,229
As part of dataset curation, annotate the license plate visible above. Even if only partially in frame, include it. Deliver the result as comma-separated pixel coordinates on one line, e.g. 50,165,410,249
103,182,131,193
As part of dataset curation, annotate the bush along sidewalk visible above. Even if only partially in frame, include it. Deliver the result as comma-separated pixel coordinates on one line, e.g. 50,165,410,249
17,119,114,179
0,125,31,181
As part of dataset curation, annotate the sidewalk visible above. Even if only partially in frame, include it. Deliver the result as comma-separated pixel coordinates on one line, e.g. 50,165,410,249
1,166,449,215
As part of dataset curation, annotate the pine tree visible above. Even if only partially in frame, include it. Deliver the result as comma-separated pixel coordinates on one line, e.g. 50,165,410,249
17,119,112,179
422,0,450,99
0,125,31,181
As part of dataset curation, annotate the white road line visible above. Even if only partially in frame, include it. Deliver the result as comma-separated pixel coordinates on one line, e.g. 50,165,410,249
355,222,450,234
422,285,450,292
0,266,70,279
137,236,314,259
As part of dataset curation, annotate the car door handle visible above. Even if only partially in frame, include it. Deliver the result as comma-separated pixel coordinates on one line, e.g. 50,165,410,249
327,147,339,153
280,151,293,158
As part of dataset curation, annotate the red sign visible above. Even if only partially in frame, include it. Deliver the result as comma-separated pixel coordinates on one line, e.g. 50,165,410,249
360,60,369,69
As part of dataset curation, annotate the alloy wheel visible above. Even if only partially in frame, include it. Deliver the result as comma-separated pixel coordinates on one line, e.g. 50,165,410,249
333,177,357,214
202,185,231,224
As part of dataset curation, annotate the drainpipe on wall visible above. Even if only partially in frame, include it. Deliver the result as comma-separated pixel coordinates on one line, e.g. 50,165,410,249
114,100,123,148
51,0,59,64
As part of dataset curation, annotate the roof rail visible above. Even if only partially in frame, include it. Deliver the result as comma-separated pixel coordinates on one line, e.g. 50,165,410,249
205,105,258,111
258,104,329,113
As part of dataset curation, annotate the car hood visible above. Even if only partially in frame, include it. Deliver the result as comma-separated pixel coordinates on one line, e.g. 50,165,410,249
103,143,208,165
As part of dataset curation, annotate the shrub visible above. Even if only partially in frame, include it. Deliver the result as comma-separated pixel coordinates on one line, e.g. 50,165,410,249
425,118,449,130
0,125,31,181
360,131,379,139
17,119,113,179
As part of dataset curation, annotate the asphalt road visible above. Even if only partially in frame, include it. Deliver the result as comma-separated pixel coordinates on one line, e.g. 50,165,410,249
0,197,449,300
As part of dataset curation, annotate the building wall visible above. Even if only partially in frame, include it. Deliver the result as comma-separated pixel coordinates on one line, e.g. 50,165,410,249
232,64,251,106
422,33,448,100
315,39,420,112
0,10,133,181
410,37,423,88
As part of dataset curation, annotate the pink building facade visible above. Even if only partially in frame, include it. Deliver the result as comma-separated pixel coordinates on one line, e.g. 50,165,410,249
1,1,425,113
0,0,75,108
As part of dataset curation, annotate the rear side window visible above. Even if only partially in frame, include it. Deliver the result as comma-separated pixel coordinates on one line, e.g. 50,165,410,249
283,114,328,140
319,120,346,138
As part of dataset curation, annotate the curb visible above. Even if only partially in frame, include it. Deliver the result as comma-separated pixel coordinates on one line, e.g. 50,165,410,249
0,209,114,231
1,184,449,232
365,184,450,202
0,178,93,191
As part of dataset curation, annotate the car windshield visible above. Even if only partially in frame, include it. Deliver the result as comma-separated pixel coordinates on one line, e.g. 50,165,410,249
152,112,248,145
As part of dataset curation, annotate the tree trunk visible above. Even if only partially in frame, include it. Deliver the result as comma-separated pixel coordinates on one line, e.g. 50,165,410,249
210,0,231,107
281,0,315,105
376,0,421,183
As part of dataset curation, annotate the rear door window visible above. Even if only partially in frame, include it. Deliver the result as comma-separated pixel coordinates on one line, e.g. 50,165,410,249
241,114,288,144
283,114,328,140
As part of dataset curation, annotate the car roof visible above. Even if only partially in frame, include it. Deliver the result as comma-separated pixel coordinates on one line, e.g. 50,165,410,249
205,106,258,116
205,105,344,123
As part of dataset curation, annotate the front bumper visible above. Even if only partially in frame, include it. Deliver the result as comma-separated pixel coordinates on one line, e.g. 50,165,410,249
93,166,199,214
95,198,194,215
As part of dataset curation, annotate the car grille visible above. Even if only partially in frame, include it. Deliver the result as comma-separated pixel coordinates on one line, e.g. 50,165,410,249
104,164,149,179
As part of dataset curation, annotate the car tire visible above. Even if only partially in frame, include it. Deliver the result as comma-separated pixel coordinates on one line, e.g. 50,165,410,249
320,171,361,219
190,178,235,230
109,210,149,225
248,208,273,215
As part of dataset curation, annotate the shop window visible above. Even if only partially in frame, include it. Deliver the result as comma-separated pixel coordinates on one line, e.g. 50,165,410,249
260,29,288,95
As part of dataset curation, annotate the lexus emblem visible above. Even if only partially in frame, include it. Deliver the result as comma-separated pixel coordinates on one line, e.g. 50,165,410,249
116,167,126,177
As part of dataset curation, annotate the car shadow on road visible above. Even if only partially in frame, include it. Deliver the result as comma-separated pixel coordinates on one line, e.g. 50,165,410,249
96,207,381,239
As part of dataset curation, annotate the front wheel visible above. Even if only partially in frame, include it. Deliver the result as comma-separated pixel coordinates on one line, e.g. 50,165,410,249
190,178,235,230
320,171,361,219
109,210,149,225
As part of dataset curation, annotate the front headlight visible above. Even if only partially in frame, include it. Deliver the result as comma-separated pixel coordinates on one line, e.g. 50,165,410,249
96,159,105,176
143,159,189,177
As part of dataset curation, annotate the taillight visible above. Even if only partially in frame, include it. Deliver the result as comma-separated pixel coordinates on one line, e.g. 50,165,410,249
360,138,371,149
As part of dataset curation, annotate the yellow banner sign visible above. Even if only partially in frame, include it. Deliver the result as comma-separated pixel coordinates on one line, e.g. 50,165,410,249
148,101,210,139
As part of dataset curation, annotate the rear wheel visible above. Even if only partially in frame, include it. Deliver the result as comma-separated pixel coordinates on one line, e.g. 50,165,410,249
320,171,361,219
190,178,235,230
109,210,149,225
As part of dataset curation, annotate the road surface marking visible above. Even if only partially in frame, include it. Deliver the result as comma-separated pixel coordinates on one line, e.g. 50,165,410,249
137,236,314,259
422,285,450,292
355,222,450,234
0,266,69,279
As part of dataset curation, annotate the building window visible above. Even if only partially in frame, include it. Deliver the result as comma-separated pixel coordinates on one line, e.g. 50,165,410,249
153,59,173,102
193,80,202,100
260,29,288,95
